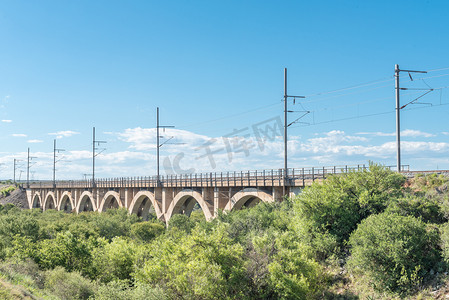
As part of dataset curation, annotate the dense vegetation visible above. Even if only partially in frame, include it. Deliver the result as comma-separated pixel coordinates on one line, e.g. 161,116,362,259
0,164,448,299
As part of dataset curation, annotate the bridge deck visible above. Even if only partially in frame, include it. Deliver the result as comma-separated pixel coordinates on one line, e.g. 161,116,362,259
27,164,385,189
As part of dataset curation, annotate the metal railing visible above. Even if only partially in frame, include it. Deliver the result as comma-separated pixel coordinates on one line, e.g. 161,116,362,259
27,164,410,189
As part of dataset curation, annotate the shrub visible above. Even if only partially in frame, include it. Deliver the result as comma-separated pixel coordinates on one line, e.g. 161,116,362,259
92,237,138,283
131,221,165,242
293,163,406,259
348,213,441,294
94,280,168,300
135,223,249,299
385,196,446,224
0,212,40,243
267,233,325,299
294,183,360,246
0,258,44,290
439,222,449,265
90,208,140,241
167,214,195,233
44,266,95,300
37,231,94,275
0,186,16,197
412,173,448,192
216,201,290,243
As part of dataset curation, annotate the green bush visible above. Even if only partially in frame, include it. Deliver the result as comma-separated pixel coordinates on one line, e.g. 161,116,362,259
0,186,16,197
0,204,16,214
439,222,449,265
37,231,95,275
167,214,195,233
131,221,165,242
0,212,40,243
135,223,249,299
92,237,139,283
216,201,290,243
89,208,140,241
0,259,44,291
413,173,448,192
385,196,446,224
294,182,360,245
44,266,95,300
348,213,441,294
94,280,168,300
293,163,406,259
267,233,325,299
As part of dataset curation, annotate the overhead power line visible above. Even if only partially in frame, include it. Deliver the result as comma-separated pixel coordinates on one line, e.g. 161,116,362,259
426,67,449,72
304,77,394,98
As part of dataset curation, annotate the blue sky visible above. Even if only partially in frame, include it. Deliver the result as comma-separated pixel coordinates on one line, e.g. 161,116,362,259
1,0,449,180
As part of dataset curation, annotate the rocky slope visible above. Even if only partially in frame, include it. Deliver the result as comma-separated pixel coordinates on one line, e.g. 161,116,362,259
0,186,28,209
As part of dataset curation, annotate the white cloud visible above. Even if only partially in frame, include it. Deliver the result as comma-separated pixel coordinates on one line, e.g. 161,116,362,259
67,150,93,160
1,120,12,123
300,130,368,154
357,131,395,137
12,134,27,137
401,130,435,138
357,129,435,138
299,134,449,158
28,139,43,143
2,127,448,180
443,132,449,136
117,127,210,151
48,130,80,139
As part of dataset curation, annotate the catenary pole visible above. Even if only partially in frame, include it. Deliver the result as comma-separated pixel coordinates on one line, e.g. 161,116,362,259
284,68,288,196
395,64,401,172
394,65,427,172
27,148,30,188
283,68,305,197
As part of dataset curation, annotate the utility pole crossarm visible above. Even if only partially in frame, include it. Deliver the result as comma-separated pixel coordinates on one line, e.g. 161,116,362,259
26,148,37,188
53,139,66,187
398,69,427,74
92,127,107,187
156,107,182,185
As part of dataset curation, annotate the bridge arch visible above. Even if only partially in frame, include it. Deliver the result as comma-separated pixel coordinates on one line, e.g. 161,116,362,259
76,191,97,213
230,188,273,211
30,192,42,209
166,190,212,222
99,191,122,212
43,192,57,211
58,191,75,213
129,191,162,220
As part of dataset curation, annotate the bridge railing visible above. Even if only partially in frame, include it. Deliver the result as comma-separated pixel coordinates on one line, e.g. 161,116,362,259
27,164,409,189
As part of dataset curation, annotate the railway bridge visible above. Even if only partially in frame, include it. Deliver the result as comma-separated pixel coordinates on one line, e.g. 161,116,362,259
26,165,370,222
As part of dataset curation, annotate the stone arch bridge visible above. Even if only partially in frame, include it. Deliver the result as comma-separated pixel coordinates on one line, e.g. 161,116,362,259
26,165,368,222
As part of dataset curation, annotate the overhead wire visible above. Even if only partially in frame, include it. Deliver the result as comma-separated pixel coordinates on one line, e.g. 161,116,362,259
301,83,393,105
304,77,394,98
177,66,449,131
427,67,449,72
289,101,449,129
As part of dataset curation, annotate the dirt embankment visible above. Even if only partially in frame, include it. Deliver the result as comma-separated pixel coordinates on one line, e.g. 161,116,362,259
0,186,28,209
